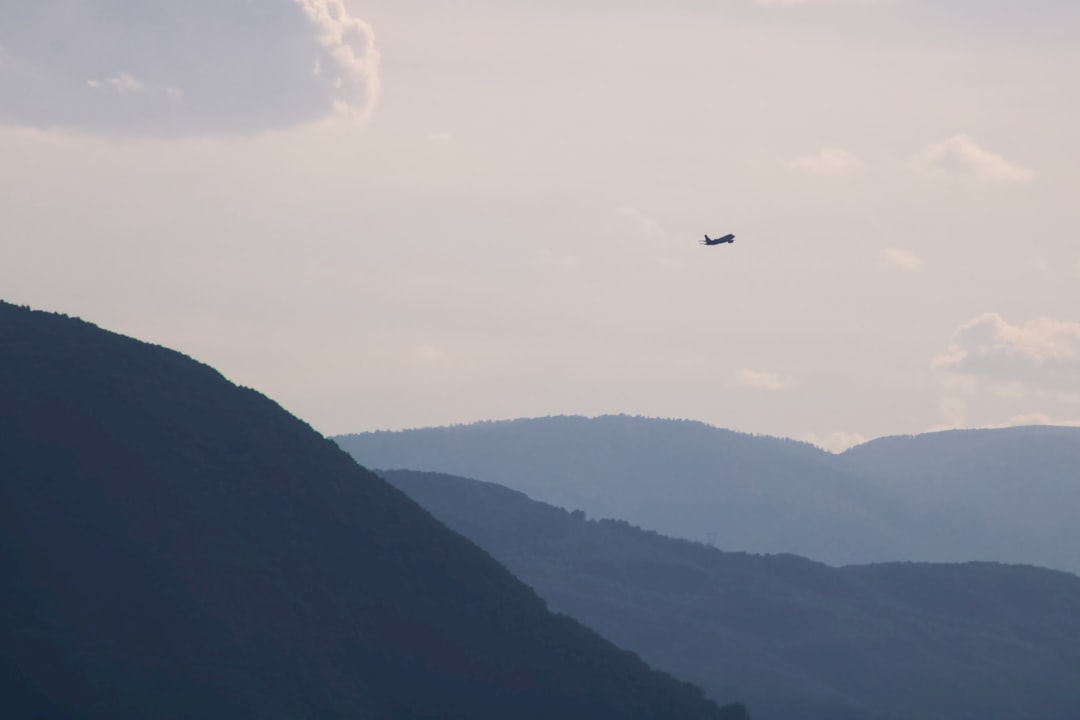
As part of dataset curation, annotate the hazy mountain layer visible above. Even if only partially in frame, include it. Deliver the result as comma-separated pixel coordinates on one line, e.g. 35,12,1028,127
0,302,734,720
385,469,1080,720
336,416,1080,572
841,426,1080,573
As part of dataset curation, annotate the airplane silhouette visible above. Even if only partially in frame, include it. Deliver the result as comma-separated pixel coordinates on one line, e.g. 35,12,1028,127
702,233,735,246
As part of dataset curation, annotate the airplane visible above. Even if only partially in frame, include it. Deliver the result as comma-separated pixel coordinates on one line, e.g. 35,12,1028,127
701,233,735,246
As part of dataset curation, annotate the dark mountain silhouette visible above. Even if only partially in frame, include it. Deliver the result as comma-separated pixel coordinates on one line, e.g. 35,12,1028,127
0,301,735,720
384,469,1080,720
335,416,1080,573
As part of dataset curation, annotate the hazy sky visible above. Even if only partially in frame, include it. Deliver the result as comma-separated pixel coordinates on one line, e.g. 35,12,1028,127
3,0,1079,450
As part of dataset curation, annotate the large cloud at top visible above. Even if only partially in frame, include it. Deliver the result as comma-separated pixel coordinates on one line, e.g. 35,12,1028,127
0,0,379,136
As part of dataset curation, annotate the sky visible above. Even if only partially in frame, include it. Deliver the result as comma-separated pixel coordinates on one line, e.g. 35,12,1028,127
2,0,1079,451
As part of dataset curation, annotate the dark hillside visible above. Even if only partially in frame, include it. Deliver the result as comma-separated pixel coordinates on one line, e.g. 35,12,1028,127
384,468,1080,720
0,301,730,720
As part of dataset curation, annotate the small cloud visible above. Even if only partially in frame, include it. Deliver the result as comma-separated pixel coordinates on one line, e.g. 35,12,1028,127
88,73,182,102
98,74,143,94
933,313,1080,398
880,248,923,272
790,148,861,176
801,430,866,453
619,207,667,242
913,134,1033,183
738,369,794,391
618,206,684,269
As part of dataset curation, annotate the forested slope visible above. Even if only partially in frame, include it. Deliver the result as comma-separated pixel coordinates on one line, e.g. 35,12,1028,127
385,468,1080,720
1,301,735,720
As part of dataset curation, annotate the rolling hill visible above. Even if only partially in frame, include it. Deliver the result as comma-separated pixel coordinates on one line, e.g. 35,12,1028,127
336,416,1080,573
841,426,1080,573
384,468,1080,720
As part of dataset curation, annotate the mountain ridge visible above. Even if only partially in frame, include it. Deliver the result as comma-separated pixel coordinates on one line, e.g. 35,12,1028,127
335,415,1080,573
1,302,735,720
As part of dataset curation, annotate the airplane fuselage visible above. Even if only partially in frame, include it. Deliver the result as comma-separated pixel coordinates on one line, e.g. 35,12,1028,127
703,233,735,245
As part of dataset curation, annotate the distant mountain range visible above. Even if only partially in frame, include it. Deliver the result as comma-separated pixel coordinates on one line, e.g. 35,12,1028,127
335,416,1080,573
384,468,1080,720
1,302,738,720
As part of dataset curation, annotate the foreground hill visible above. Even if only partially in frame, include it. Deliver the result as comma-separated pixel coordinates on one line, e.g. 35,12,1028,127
336,416,1080,572
0,301,734,720
385,469,1080,720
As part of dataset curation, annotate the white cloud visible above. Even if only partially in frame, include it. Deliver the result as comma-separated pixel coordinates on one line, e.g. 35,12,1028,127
880,248,923,272
789,148,861,176
933,313,1080,397
619,207,668,243
88,73,182,103
801,430,866,453
295,0,380,116
738,369,794,391
92,74,143,95
0,0,379,136
913,135,1033,183
618,207,684,269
